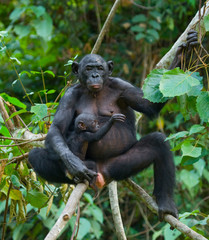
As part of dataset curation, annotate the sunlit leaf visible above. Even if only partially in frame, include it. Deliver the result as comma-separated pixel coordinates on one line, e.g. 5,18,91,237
0,93,26,109
180,170,199,189
9,7,26,21
77,218,91,239
26,190,48,208
181,142,202,158
159,68,200,97
14,25,31,38
143,68,170,103
196,91,209,122
32,13,53,41
31,104,48,121
189,124,205,135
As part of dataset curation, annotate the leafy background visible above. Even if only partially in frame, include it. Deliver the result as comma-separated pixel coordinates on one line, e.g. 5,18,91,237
0,0,209,239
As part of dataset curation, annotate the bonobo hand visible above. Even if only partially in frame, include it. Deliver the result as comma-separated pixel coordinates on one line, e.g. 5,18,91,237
63,154,97,184
170,30,199,69
110,113,126,123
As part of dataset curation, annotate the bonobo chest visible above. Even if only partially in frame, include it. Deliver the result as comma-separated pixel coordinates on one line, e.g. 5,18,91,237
76,87,122,116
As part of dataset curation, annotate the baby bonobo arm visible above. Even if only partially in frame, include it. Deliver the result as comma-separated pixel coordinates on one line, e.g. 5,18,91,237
85,113,126,142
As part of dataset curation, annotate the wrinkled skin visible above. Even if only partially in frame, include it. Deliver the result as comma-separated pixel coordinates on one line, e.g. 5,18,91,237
28,30,198,221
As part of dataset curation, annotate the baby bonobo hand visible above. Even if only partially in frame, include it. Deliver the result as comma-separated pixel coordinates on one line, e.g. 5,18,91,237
110,113,126,123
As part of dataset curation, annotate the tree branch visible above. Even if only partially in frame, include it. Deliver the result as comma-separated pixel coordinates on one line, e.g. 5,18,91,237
108,181,127,240
156,1,209,69
123,179,208,240
44,182,88,240
91,0,121,54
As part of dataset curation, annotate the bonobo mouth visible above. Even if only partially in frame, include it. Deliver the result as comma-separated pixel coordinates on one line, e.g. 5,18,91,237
89,84,102,92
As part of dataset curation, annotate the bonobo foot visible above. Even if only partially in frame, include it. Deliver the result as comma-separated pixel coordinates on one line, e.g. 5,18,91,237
156,195,178,221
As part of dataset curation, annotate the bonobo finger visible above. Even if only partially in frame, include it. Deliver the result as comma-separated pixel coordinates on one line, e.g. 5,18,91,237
188,29,197,34
189,41,199,47
187,36,198,44
74,176,82,184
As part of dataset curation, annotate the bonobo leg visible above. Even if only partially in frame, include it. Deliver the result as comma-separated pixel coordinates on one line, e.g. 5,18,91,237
28,148,73,184
98,132,178,220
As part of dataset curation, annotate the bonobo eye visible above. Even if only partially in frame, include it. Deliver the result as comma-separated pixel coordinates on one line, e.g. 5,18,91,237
86,66,93,71
97,65,104,71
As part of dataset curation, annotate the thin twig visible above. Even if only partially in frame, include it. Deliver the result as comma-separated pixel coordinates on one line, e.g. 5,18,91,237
0,153,29,162
0,136,45,147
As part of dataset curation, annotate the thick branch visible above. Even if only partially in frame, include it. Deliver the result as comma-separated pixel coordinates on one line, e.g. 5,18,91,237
156,2,209,69
91,0,121,54
0,97,15,132
44,182,88,240
123,179,207,240
108,181,127,240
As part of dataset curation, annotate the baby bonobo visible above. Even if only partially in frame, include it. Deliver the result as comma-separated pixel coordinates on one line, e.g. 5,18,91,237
65,113,126,189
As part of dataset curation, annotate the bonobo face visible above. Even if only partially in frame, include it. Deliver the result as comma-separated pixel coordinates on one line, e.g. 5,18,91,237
75,113,99,132
72,54,113,93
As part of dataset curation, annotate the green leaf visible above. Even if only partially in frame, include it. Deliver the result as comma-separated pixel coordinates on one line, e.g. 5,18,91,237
20,71,31,77
90,220,103,239
32,13,53,41
26,190,48,208
159,68,200,97
146,29,159,40
180,170,199,189
8,109,27,120
89,205,103,224
132,14,147,23
0,93,26,109
204,14,209,32
135,33,145,41
29,6,46,18
181,142,202,158
189,124,205,135
77,218,91,240
44,70,55,77
196,91,209,122
166,131,188,141
142,68,170,103
187,72,203,96
47,89,56,94
130,25,144,32
31,104,48,121
14,25,31,38
83,192,94,204
194,159,205,177
11,175,21,188
9,8,26,21
148,20,161,30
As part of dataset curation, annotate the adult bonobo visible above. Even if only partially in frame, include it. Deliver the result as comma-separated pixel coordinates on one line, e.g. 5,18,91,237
29,30,198,220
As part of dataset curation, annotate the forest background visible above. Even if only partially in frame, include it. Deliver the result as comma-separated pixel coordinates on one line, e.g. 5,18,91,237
0,0,209,239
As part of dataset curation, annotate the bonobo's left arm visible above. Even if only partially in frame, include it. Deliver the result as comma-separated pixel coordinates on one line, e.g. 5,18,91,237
120,86,164,118
120,30,199,118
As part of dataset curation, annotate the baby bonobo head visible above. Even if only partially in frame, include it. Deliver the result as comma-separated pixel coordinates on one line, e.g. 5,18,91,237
72,54,114,93
75,113,99,133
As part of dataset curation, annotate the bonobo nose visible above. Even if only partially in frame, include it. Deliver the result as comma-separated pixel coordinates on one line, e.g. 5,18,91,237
92,73,99,78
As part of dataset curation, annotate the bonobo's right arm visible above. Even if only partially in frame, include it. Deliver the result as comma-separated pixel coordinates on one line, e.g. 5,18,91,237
85,114,126,142
45,88,97,183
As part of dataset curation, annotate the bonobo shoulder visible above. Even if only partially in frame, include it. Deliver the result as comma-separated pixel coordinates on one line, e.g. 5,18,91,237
109,77,136,90
58,83,82,108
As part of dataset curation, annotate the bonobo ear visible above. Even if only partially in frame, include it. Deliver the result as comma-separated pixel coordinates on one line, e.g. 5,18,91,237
72,62,79,75
78,121,86,130
107,60,114,75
